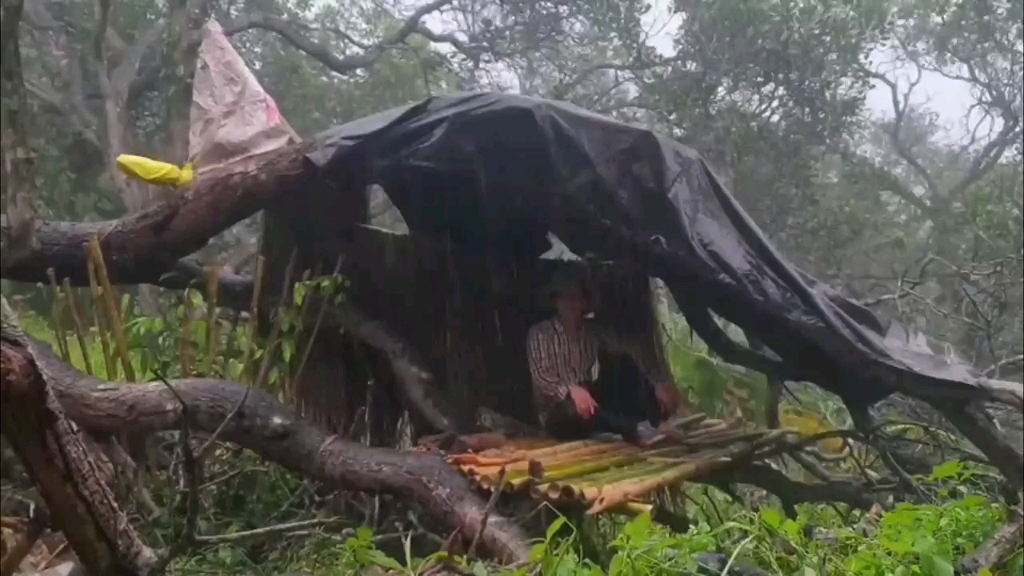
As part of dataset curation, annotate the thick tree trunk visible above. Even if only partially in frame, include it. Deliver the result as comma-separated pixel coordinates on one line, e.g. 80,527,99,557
0,328,531,565
1,302,157,576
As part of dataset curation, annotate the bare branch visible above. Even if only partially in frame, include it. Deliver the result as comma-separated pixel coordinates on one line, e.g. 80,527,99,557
1,325,532,564
222,0,457,76
864,62,942,204
985,355,1024,378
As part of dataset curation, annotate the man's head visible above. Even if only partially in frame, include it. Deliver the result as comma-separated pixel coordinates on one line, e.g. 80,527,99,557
548,267,591,324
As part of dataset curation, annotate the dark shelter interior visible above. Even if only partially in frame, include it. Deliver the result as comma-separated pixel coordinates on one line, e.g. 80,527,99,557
253,92,1021,483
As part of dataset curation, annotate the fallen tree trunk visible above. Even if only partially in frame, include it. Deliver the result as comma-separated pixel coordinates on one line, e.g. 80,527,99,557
0,300,158,576
1,328,531,565
0,143,312,287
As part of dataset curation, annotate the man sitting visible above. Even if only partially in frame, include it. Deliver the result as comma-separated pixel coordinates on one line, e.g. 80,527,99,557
526,267,685,444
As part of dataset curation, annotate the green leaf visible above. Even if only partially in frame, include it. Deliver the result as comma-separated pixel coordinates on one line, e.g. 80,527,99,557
920,553,954,576
929,460,964,481
293,282,307,307
355,526,374,544
360,549,405,571
760,506,784,529
622,511,653,543
545,515,568,544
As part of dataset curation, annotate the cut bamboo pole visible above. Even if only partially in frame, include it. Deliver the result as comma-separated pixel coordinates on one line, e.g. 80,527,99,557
86,257,117,379
87,235,135,382
62,278,94,375
588,457,731,515
45,268,71,361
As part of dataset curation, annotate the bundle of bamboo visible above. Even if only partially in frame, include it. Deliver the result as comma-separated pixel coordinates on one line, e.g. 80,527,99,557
446,414,803,515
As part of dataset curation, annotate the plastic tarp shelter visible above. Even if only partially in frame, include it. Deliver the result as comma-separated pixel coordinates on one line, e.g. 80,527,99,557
300,92,1022,415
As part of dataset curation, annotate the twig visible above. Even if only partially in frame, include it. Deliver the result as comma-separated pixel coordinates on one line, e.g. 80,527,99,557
150,368,199,572
985,354,1024,377
467,467,507,559
194,517,349,544
86,255,117,378
38,540,69,571
292,256,345,386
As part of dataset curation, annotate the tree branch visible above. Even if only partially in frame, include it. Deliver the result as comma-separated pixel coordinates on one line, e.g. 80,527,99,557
1,326,531,564
221,0,455,76
1,299,158,575
0,143,313,284
864,64,942,207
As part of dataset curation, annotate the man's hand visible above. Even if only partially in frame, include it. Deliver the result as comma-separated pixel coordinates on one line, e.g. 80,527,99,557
568,385,599,419
655,382,685,416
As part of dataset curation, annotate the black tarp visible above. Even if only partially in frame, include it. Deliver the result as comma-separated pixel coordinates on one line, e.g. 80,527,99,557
303,92,1021,414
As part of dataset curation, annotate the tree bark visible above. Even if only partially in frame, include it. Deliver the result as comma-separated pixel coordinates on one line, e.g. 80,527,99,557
1,329,531,565
0,143,313,285
1,301,157,576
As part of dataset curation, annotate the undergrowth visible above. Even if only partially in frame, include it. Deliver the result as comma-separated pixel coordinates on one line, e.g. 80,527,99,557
6,286,1020,575
154,456,1016,576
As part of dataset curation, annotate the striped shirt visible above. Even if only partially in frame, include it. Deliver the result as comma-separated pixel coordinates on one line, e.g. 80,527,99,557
526,318,669,423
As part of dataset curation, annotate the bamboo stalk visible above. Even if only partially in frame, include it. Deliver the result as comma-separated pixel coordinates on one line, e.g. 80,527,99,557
575,462,683,503
61,278,94,376
665,413,709,431
204,266,221,375
45,269,72,361
87,257,117,379
532,458,670,500
510,451,647,491
524,436,708,491
471,443,631,484
683,429,767,449
447,438,605,466
588,457,732,515
574,460,680,490
240,256,266,383
456,441,628,472
87,236,136,381
179,288,195,377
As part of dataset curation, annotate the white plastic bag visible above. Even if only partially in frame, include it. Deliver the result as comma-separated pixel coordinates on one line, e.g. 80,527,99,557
188,20,301,175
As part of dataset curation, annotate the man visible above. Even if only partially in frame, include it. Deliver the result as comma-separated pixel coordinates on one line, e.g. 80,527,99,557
526,267,685,443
